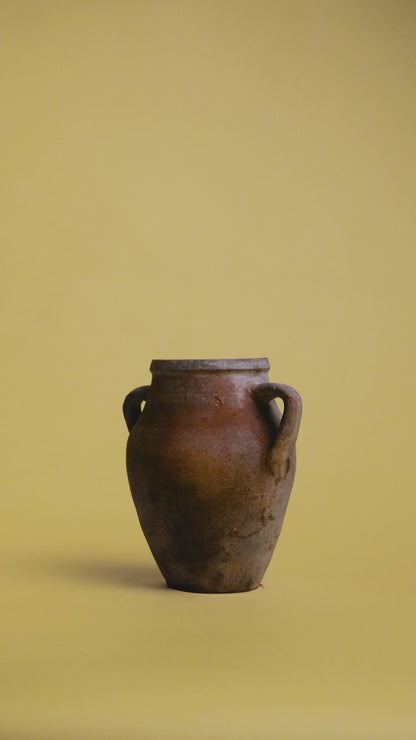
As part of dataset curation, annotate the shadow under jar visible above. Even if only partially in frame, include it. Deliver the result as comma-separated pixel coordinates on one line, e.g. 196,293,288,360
123,358,302,593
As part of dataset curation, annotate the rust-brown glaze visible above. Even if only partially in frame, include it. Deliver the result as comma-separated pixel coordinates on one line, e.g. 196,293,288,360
123,358,302,593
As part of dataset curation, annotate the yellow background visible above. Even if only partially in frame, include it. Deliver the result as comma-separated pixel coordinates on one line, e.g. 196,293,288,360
1,1,415,738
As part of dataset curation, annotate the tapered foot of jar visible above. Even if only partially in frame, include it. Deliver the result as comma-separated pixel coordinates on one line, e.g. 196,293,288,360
165,581,261,594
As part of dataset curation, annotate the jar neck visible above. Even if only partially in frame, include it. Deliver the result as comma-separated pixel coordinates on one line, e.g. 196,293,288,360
149,367,270,408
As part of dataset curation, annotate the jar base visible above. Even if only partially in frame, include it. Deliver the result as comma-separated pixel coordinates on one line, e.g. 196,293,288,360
165,580,262,594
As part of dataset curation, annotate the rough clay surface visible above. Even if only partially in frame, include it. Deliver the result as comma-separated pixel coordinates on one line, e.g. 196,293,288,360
124,359,302,593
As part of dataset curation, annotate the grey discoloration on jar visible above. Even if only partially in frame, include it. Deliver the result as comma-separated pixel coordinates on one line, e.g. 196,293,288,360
123,358,302,593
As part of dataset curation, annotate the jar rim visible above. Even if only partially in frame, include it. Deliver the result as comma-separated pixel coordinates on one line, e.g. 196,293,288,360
150,358,270,373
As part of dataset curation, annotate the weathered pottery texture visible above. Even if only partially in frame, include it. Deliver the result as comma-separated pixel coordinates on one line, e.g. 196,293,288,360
123,358,302,593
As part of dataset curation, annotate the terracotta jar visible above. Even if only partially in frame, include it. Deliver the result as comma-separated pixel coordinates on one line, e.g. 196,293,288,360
123,358,302,593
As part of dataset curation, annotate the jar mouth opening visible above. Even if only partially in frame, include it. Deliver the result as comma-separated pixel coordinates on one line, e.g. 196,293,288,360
150,358,270,373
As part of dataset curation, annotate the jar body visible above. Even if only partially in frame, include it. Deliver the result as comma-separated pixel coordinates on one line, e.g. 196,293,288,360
124,359,301,593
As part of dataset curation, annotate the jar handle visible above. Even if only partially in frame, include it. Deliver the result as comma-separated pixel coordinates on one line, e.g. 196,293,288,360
252,383,302,476
123,385,150,432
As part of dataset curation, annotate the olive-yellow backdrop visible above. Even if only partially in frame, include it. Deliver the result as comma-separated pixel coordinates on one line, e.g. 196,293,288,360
1,1,415,738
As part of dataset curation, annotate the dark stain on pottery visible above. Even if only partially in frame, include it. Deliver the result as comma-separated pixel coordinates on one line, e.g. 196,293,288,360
123,358,302,593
